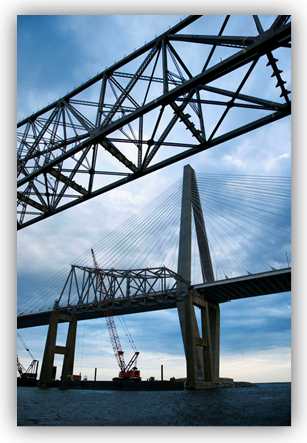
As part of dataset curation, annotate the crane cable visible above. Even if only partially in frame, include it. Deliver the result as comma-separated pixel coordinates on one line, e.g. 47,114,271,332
17,331,35,360
118,316,137,352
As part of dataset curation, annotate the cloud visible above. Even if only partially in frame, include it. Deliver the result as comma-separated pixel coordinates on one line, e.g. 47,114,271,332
220,293,291,354
265,153,291,172
220,347,291,383
222,155,246,169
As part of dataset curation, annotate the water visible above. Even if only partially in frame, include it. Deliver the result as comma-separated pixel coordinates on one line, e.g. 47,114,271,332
17,383,291,426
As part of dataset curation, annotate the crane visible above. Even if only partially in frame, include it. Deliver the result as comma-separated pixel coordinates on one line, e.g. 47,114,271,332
17,332,39,379
91,249,141,381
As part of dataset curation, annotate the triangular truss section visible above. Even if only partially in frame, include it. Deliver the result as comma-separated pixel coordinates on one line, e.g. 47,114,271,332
17,15,291,229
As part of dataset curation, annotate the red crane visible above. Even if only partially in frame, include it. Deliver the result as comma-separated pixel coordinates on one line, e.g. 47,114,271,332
91,249,141,381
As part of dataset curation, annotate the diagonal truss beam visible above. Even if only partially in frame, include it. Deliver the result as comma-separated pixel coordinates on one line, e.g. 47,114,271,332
17,15,291,229
52,265,188,310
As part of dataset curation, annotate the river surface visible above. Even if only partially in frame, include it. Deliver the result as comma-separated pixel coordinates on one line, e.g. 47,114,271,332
17,382,291,426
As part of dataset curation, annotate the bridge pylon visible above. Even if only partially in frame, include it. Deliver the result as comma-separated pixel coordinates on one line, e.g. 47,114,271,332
177,165,221,389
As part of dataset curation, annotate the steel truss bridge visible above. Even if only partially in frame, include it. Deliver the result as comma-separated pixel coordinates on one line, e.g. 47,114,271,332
55,265,188,317
17,15,291,230
17,265,291,329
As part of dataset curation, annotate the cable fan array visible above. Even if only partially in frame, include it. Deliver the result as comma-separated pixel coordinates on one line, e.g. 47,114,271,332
17,173,291,316
192,173,291,281
17,178,183,315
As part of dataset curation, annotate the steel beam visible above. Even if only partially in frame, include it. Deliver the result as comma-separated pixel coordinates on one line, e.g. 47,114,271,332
17,16,291,229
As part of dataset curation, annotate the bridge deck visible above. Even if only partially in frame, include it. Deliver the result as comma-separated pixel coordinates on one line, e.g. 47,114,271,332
17,268,291,329
17,291,183,329
193,268,291,303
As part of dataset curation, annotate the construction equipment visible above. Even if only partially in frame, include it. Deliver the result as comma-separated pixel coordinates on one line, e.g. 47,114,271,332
17,332,39,379
17,355,39,379
91,249,141,381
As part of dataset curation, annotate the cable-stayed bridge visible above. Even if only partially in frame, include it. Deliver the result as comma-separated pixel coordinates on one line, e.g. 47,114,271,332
17,165,291,387
17,15,291,388
18,170,291,327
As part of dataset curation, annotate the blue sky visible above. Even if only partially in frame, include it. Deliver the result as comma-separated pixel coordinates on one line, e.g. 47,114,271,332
17,13,291,384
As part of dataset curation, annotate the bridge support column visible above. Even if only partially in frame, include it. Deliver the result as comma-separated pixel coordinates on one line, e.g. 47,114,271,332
184,293,199,386
208,303,220,381
183,292,218,389
177,165,205,383
177,165,220,388
39,311,77,386
61,315,77,381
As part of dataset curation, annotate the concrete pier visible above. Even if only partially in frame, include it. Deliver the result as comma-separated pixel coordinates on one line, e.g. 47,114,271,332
39,311,77,386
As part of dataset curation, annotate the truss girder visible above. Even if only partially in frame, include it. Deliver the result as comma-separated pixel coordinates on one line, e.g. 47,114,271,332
17,15,291,229
52,265,189,311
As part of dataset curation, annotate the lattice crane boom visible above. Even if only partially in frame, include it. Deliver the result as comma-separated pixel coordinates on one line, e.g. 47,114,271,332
17,355,26,377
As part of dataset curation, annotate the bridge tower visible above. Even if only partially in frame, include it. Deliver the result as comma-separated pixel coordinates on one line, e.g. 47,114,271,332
177,165,221,389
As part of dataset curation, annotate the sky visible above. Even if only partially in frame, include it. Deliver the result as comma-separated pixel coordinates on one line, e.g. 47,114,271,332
16,13,292,386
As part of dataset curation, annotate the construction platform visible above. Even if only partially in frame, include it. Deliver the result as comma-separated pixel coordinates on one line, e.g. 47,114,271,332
18,378,257,390
18,378,185,391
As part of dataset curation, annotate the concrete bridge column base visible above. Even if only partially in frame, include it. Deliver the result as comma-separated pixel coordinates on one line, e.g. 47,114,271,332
177,292,221,390
185,381,217,390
